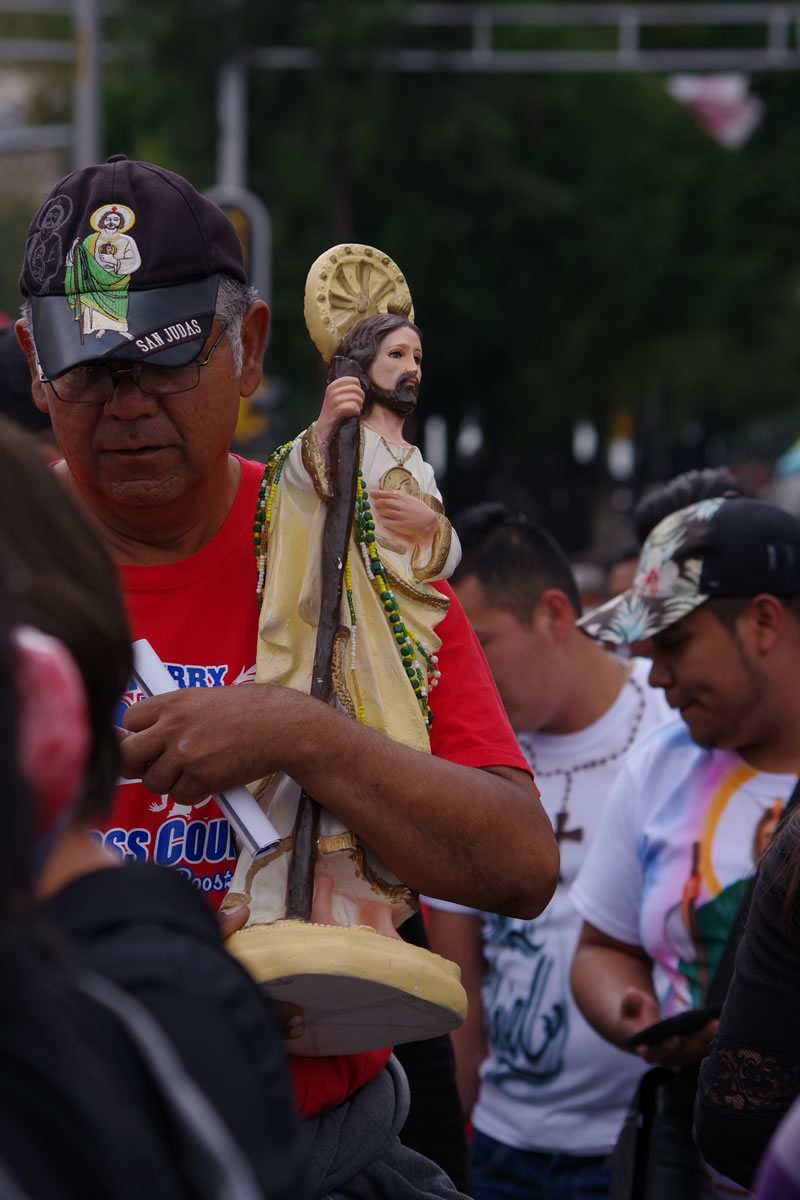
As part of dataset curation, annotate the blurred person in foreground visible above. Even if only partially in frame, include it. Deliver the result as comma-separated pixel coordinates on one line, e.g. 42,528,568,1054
0,415,303,1198
571,497,800,1199
426,503,671,1200
16,155,557,1198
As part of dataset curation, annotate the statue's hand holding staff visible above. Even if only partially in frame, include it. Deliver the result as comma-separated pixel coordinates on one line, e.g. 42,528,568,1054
315,375,365,444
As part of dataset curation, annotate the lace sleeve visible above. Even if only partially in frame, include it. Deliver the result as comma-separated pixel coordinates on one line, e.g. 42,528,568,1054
695,1039,800,1188
699,1039,800,1113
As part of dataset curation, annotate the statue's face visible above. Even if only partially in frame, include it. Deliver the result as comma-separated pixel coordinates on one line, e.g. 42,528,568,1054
368,326,422,396
365,326,422,417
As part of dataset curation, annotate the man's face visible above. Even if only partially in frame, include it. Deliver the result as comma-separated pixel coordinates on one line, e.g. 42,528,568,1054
27,320,247,511
455,574,563,732
366,327,422,417
648,603,766,749
100,212,123,232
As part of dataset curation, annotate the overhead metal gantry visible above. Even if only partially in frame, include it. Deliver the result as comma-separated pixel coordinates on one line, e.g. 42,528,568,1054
251,4,800,75
3,4,800,169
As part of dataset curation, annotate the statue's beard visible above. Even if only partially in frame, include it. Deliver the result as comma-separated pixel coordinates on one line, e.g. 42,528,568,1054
366,372,419,417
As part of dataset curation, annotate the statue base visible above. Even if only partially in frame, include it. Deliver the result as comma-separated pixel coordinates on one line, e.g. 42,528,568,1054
226,919,468,1056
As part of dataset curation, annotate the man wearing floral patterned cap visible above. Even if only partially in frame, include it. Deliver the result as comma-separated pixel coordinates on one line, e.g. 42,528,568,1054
571,496,800,1199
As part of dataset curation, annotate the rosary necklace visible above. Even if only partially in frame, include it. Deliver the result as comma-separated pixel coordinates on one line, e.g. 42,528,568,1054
520,670,647,852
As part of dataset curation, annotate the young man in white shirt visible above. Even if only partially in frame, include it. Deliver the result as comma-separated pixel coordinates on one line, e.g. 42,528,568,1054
426,504,671,1200
572,496,800,1200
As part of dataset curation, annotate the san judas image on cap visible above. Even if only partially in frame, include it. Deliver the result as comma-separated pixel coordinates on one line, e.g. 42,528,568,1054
21,155,246,380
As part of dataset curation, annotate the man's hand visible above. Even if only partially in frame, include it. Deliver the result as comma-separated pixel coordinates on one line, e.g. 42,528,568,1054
618,985,661,1043
372,489,438,548
217,905,305,1040
120,685,275,804
621,986,718,1066
315,376,365,444
217,903,250,940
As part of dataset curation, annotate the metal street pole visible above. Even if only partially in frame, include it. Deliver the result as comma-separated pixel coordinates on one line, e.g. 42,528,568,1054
73,0,100,166
218,57,247,190
210,56,272,305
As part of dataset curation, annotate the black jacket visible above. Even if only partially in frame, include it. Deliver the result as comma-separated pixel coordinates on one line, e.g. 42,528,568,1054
39,861,304,1199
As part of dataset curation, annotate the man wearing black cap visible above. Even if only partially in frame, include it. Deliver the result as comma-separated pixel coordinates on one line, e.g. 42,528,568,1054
570,496,800,1198
16,155,557,1197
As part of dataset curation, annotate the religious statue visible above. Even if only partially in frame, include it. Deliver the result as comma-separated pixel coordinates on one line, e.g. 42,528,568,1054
224,244,467,1055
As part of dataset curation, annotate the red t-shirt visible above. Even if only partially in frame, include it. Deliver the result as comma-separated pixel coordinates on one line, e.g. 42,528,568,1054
110,455,530,1116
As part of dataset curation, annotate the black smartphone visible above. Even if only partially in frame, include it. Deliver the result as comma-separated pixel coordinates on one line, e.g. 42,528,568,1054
626,1005,721,1049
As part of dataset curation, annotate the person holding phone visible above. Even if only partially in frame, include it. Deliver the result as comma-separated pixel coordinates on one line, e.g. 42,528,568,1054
570,497,800,1199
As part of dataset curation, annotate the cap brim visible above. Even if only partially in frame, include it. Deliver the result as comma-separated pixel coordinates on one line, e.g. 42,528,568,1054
578,585,709,645
31,276,219,379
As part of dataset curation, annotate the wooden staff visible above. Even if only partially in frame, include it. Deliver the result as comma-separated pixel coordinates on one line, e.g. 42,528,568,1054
286,356,362,921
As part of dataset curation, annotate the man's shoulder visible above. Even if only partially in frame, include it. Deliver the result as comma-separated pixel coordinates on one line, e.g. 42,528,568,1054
236,454,268,486
623,711,706,791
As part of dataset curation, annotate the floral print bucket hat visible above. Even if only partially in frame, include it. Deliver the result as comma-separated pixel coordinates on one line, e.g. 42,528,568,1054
579,497,800,646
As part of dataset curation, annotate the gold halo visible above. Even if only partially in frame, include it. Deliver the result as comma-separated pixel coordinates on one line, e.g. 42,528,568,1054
304,243,414,363
90,203,136,234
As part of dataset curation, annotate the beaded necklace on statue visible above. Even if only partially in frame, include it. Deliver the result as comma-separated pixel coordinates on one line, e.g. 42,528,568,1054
253,446,440,730
352,469,437,730
519,670,647,850
253,440,295,607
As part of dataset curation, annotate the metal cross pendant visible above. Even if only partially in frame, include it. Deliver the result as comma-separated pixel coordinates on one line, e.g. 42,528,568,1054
555,810,584,847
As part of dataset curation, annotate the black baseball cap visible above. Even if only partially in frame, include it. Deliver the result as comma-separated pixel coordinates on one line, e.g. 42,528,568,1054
20,155,246,380
580,497,800,645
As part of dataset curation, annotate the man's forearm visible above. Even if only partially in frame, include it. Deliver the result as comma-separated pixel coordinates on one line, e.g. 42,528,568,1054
122,682,558,919
571,942,656,1049
279,692,558,919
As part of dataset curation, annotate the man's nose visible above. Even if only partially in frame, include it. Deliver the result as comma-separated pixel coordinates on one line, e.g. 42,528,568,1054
104,374,160,417
648,653,672,691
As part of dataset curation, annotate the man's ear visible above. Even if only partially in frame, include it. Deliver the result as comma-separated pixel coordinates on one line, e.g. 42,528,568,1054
15,319,51,415
748,594,787,658
239,301,270,398
536,588,576,644
14,627,90,836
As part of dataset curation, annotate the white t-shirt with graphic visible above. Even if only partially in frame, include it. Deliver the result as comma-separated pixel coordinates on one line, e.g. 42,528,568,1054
428,657,671,1156
571,721,796,1019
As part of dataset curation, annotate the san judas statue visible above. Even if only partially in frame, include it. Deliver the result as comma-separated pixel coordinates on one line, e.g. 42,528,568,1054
224,245,466,1055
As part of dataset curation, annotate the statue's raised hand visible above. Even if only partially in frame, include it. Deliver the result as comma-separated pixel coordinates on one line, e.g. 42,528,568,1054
315,376,365,444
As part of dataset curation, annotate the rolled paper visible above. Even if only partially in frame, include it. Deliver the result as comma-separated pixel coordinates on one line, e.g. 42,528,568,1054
131,638,281,857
